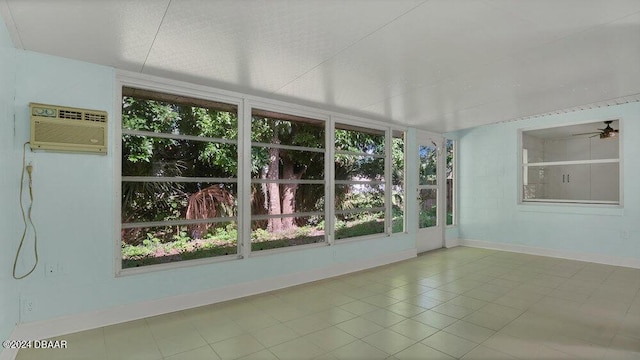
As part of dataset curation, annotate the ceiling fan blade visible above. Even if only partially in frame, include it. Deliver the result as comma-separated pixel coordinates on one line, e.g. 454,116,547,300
573,132,601,136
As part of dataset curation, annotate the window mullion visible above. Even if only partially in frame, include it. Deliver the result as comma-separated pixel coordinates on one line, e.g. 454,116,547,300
385,127,392,235
326,116,335,246
240,99,251,259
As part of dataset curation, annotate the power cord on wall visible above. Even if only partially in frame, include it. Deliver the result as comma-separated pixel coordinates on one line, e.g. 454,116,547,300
13,142,38,279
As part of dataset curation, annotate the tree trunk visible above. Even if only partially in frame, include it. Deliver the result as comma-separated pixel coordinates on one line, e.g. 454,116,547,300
267,132,282,232
281,156,306,229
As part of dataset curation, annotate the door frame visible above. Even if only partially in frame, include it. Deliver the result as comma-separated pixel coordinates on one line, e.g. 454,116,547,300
416,131,445,253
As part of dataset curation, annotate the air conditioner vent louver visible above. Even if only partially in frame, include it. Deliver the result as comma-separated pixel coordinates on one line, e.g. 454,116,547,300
84,113,107,122
30,103,108,154
58,109,83,120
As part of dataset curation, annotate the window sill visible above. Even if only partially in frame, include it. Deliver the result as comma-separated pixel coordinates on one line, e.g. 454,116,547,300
518,202,623,216
117,253,241,277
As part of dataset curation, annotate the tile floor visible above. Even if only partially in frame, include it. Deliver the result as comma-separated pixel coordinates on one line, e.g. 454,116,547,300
16,247,640,360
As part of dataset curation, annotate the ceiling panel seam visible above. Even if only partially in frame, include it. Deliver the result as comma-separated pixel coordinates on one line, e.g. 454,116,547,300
271,0,432,95
2,0,24,48
141,0,172,73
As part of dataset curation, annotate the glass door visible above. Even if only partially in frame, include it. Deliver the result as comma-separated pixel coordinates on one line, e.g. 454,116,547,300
417,132,444,252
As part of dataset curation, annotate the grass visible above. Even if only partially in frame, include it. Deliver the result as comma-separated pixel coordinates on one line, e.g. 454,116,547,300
122,216,405,268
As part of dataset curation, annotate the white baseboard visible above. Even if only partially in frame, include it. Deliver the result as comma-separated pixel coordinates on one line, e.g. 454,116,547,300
0,249,416,360
458,239,640,269
445,238,460,248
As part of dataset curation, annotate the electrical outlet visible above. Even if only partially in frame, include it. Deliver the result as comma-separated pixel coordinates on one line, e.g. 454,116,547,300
20,297,35,316
620,230,630,240
45,263,56,276
44,262,66,276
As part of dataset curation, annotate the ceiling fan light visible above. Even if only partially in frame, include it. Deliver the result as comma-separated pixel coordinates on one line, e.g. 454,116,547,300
600,131,618,139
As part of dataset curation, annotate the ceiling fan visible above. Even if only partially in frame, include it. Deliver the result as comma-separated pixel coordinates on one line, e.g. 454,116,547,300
573,120,619,139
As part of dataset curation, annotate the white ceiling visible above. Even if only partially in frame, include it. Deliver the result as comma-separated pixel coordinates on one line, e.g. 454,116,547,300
2,0,639,132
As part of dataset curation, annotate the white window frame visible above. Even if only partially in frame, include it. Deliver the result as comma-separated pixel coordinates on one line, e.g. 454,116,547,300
247,102,330,254
115,71,408,276
333,119,391,242
518,119,623,207
445,138,456,227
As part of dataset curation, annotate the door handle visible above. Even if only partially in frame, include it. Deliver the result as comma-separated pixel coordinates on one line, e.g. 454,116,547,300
567,174,570,183
563,174,565,183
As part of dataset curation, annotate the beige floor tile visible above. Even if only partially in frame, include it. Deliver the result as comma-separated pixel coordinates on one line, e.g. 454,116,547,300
394,342,455,360
461,345,516,360
362,329,417,355
261,305,307,322
251,324,299,348
156,330,209,358
210,334,265,360
423,289,459,301
269,337,325,360
385,301,426,317
330,340,389,360
483,333,574,359
443,320,495,343
389,319,439,341
493,294,542,310
361,308,407,327
446,295,488,310
197,320,246,344
236,349,279,360
618,313,640,340
314,307,358,325
463,288,502,302
15,247,640,360
284,314,332,335
234,313,280,332
164,345,221,360
543,333,608,360
361,294,402,308
303,327,357,351
603,334,640,360
105,335,162,360
339,300,379,315
463,310,514,331
421,331,478,358
335,317,384,338
386,284,432,300
404,294,443,309
431,302,476,319
411,310,458,329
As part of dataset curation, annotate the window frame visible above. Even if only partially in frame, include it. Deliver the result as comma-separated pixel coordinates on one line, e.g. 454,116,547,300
248,103,329,253
115,72,408,276
333,119,392,242
445,138,456,227
517,119,623,207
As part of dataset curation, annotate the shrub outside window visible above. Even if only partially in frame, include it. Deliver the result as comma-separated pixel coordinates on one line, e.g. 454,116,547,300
119,84,407,271
121,87,239,269
250,109,326,252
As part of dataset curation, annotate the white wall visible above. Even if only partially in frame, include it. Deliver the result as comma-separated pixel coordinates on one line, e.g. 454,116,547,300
0,15,18,354
0,41,419,351
455,102,640,265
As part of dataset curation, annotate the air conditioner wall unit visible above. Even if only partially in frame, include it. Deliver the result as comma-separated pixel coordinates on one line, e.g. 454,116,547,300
30,103,108,154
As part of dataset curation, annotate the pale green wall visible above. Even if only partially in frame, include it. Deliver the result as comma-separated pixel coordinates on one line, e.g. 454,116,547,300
454,103,640,260
0,16,18,355
1,45,419,341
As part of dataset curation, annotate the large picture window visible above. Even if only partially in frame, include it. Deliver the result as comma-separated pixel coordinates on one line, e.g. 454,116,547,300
520,120,621,205
121,87,239,268
334,124,386,240
119,83,406,271
250,109,326,251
